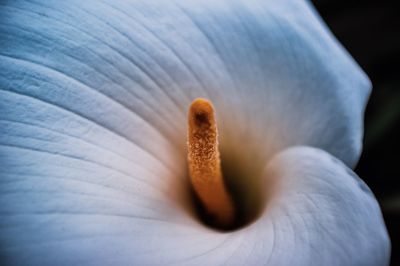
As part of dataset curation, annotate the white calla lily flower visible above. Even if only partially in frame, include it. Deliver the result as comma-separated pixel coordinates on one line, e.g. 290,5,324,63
0,0,390,265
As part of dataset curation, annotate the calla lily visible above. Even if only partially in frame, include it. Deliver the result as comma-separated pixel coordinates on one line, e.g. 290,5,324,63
0,0,390,265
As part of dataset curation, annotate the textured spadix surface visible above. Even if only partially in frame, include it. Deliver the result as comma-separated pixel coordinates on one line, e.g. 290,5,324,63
0,0,390,265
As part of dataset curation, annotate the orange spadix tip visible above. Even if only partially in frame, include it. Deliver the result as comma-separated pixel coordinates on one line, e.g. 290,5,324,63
187,98,235,227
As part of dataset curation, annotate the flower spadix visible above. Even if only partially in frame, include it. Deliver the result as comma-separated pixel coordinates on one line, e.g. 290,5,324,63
188,98,234,228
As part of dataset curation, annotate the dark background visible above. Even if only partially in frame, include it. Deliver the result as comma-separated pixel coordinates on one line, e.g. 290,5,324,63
311,0,399,265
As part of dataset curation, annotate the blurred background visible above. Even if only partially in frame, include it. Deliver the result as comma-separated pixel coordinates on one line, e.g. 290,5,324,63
311,0,399,265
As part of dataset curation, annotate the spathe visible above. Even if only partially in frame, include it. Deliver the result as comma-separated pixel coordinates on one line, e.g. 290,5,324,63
0,0,390,265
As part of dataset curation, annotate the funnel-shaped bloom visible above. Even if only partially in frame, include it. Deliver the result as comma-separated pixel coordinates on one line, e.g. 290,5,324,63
0,0,390,265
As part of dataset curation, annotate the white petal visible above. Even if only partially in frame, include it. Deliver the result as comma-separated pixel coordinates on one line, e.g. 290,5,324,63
0,1,383,265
